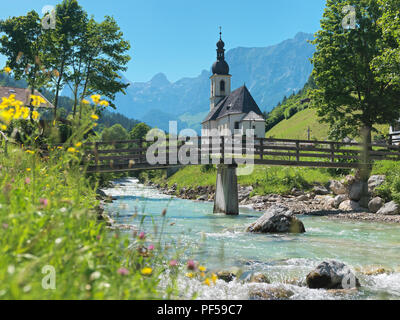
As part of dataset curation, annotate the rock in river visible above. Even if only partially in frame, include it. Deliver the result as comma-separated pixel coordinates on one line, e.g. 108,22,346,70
368,197,384,214
306,260,360,289
376,201,400,215
246,205,305,234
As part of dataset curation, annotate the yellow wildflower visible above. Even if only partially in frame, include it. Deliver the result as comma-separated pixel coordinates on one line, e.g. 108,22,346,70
200,272,206,278
25,150,35,155
32,111,39,121
91,114,99,121
67,147,77,153
3,67,12,74
82,99,90,105
204,278,211,286
75,142,82,148
30,95,45,107
185,273,194,278
141,267,153,276
90,94,101,104
26,168,31,172
99,100,109,107
0,124,6,131
199,266,206,272
211,273,218,284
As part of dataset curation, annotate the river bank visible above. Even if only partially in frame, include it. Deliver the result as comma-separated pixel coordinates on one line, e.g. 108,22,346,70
143,179,400,224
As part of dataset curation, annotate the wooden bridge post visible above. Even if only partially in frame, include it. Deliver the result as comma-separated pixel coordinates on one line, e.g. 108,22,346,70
330,143,335,163
260,139,264,160
220,136,225,164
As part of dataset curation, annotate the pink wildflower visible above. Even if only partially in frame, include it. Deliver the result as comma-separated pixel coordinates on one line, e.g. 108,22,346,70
117,268,129,276
39,198,49,207
187,260,196,271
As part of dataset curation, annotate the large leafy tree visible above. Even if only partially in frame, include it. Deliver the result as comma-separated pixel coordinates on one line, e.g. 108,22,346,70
43,0,87,119
66,16,131,119
311,0,400,146
0,11,49,113
372,0,400,87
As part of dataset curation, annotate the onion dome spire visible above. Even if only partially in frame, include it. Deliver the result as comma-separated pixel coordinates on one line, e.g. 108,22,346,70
212,27,230,75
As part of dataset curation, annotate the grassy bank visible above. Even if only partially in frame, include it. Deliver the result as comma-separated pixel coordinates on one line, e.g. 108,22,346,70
148,165,344,196
0,145,181,299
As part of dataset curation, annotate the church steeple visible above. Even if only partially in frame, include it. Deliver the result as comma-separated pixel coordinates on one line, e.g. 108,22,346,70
210,28,231,110
212,28,229,75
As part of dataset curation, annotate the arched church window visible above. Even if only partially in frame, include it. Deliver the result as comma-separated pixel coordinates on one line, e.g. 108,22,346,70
220,80,225,92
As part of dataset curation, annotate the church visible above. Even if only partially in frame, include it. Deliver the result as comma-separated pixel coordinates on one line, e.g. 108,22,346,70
202,32,266,138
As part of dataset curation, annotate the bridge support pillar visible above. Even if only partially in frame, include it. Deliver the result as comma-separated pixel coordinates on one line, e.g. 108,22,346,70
214,164,239,215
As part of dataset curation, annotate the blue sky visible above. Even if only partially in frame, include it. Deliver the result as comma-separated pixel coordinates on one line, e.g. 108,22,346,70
0,0,326,83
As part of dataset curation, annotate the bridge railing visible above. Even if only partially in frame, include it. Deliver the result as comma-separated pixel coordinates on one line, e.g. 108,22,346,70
44,136,400,173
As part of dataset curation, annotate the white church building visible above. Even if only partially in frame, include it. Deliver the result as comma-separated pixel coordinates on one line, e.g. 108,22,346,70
202,33,265,138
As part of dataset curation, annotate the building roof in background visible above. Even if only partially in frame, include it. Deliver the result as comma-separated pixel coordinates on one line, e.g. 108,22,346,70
0,86,54,109
203,85,264,123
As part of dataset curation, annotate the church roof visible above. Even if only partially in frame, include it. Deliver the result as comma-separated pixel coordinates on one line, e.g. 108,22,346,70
241,111,265,121
202,85,264,123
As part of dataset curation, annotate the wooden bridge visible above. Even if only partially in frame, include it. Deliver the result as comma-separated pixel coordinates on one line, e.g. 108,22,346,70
69,136,400,215
79,136,400,173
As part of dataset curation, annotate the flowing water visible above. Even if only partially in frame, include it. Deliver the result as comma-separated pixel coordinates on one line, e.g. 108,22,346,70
103,178,400,300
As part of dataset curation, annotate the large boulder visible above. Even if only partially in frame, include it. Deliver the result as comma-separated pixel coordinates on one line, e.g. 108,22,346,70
376,201,400,215
339,200,360,212
368,175,386,194
329,180,347,195
368,197,384,214
334,195,348,209
306,261,360,289
246,205,305,234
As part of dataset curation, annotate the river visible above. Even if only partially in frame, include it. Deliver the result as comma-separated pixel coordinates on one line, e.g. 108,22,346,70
103,178,400,300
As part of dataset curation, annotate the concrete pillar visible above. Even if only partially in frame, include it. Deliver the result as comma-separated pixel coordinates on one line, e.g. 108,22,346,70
213,164,239,215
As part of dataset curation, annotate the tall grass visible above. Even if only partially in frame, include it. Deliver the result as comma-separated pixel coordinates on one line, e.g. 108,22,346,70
0,145,184,299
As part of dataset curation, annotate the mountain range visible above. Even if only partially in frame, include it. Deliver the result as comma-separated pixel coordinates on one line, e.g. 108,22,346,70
76,32,316,132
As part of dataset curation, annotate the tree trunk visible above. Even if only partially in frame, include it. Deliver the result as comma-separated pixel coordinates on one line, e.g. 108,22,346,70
53,59,65,121
360,125,372,182
79,62,92,121
72,85,79,118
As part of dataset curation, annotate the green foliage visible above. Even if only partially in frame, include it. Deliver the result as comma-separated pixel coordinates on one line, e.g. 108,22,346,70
0,11,49,102
372,0,400,88
371,161,400,203
310,0,400,141
154,165,339,196
200,164,216,174
101,124,129,142
0,104,181,299
43,0,88,117
130,123,151,141
0,145,182,299
265,76,315,132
